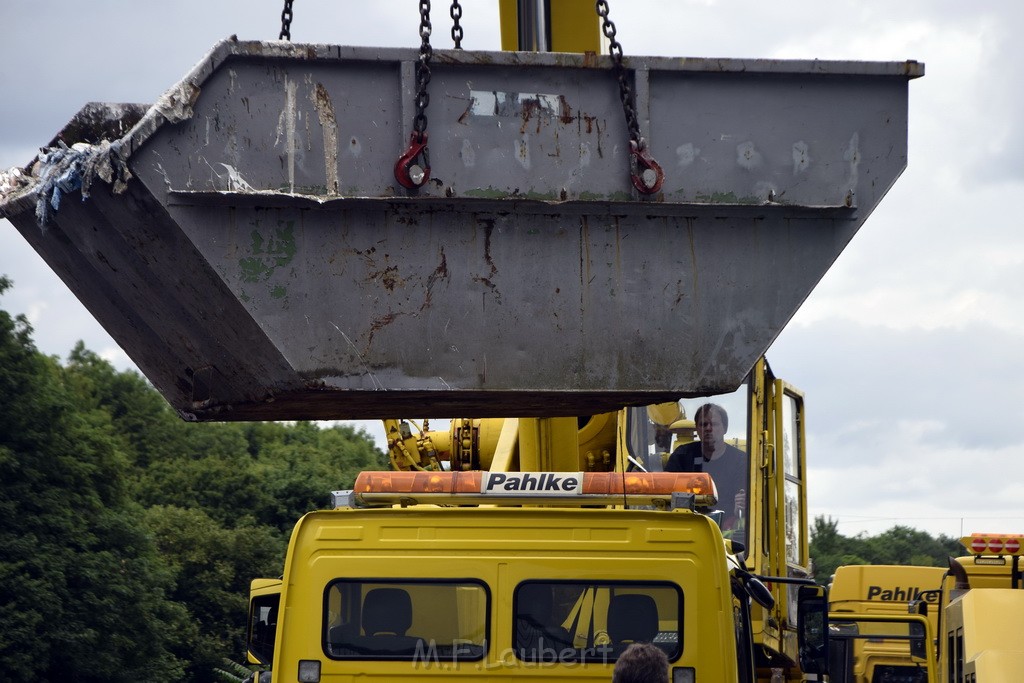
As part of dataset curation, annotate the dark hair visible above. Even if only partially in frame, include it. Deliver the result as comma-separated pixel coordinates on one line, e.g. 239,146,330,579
694,402,728,431
611,642,669,683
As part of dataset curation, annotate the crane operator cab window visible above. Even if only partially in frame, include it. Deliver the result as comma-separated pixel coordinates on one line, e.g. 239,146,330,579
323,580,488,661
629,383,751,546
513,581,682,664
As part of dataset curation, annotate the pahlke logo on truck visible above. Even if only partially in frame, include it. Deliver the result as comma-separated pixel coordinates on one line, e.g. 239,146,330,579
866,585,938,603
481,472,583,495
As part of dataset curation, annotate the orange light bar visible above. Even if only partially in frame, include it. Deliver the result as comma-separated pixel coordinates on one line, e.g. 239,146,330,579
580,472,716,498
962,533,1023,556
355,470,484,495
352,470,717,506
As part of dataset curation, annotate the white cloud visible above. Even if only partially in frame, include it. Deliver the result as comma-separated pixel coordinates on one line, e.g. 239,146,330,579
96,344,134,370
806,406,1024,537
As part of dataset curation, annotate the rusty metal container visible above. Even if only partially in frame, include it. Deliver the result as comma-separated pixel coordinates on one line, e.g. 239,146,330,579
0,39,922,420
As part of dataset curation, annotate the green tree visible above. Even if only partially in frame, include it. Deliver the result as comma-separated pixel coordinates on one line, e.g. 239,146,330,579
809,515,964,580
863,525,962,567
1,277,389,681
252,422,387,532
808,516,864,580
65,341,186,469
142,505,285,677
0,277,188,681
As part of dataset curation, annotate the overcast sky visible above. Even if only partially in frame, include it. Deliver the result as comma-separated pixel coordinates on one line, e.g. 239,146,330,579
2,0,1022,541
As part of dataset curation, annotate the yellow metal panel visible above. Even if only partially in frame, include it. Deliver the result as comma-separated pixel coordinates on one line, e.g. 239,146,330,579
250,577,282,595
577,412,617,466
519,417,581,471
646,527,698,544
966,650,1024,679
960,554,1024,589
498,0,519,51
550,0,602,53
489,417,520,472
498,0,602,53
959,589,1024,660
314,525,363,541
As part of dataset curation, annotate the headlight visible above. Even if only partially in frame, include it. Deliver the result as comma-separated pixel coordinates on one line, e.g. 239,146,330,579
297,659,321,682
672,666,696,683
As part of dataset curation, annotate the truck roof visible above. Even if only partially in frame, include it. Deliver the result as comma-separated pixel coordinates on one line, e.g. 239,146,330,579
290,503,724,557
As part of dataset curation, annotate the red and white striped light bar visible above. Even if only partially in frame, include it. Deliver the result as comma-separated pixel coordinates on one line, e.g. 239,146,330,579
962,533,1023,556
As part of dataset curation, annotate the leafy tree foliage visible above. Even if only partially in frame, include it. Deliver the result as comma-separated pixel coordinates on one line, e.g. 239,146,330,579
141,505,285,676
0,277,387,681
0,277,187,681
809,515,964,581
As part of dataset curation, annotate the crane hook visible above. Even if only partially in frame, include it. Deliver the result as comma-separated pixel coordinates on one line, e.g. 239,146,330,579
395,131,431,189
629,139,664,195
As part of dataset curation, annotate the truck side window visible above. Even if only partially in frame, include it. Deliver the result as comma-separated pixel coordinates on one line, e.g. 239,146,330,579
248,593,279,665
513,581,682,663
323,579,488,661
515,583,575,661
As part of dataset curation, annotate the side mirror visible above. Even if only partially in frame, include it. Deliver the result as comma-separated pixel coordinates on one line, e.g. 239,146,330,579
745,575,775,611
796,584,829,676
734,569,774,610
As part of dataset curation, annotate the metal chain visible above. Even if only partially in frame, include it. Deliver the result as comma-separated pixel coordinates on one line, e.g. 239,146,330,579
450,0,464,49
279,0,294,41
595,0,641,147
395,0,434,188
595,0,664,194
414,0,433,137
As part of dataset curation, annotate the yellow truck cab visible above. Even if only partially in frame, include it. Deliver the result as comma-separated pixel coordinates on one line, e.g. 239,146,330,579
247,470,828,682
940,533,1024,682
827,533,1024,683
827,565,944,683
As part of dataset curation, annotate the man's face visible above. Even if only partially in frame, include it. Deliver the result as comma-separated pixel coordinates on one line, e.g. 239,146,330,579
696,411,725,444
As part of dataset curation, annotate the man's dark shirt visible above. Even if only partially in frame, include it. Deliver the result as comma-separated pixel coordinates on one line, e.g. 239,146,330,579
664,441,748,532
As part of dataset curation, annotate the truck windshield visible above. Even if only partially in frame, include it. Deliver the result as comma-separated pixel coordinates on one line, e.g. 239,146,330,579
323,579,488,661
513,581,682,663
627,384,751,545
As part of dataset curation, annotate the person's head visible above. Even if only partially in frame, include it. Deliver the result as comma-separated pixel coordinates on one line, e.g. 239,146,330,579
611,642,669,683
693,403,728,444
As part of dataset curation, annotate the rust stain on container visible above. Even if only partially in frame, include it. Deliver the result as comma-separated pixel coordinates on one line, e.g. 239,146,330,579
368,265,404,292
311,82,339,194
558,95,575,125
